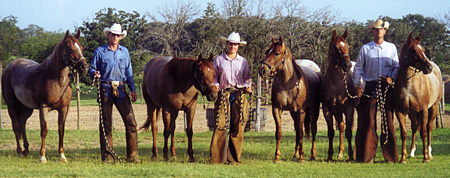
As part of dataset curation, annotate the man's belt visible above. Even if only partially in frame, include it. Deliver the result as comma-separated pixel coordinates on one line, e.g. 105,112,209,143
101,81,124,97
224,87,242,93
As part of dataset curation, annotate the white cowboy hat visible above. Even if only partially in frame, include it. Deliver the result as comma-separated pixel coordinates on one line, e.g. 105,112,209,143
368,19,389,30
220,32,247,46
103,23,127,38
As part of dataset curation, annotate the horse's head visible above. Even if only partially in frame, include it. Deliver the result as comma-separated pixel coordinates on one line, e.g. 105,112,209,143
329,30,352,72
193,53,218,101
63,30,88,74
403,32,433,74
259,36,288,78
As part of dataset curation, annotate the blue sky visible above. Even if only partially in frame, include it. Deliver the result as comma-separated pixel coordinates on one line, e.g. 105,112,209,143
1,0,449,32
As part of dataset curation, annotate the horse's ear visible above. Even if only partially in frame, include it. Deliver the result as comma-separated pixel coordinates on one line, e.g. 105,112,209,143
64,30,70,40
197,53,203,61
408,32,413,41
416,33,422,42
342,30,348,40
75,30,81,39
278,36,283,43
208,53,214,62
271,36,276,44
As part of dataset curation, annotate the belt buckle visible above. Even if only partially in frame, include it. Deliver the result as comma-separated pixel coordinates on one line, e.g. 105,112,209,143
111,81,120,97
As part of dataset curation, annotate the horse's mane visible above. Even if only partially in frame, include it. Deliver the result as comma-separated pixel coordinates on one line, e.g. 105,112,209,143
166,57,196,80
399,38,414,67
38,37,65,76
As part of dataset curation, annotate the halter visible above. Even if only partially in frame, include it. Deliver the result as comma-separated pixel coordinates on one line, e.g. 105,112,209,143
261,48,287,77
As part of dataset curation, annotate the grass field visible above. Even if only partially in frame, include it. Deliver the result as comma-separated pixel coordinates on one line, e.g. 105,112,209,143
1,128,449,177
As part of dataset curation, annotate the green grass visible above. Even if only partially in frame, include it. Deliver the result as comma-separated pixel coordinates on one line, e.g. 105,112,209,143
1,128,449,177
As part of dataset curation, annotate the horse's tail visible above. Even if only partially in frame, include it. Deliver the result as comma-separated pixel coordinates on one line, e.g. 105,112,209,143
304,110,311,139
139,117,152,132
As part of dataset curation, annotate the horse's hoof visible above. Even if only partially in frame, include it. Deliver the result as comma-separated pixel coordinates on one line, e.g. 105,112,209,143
40,157,48,164
188,158,195,163
22,150,30,156
298,159,306,163
60,153,68,163
422,159,431,163
293,154,300,159
273,160,280,164
310,156,317,161
327,159,334,163
127,157,141,164
151,156,158,161
337,154,343,159
18,153,24,158
400,160,407,164
61,158,68,163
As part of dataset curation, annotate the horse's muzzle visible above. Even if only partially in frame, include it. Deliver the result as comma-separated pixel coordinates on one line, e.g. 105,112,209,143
206,87,219,101
76,58,89,74
259,65,272,79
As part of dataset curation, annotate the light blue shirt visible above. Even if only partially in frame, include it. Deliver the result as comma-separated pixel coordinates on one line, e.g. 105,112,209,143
352,41,399,87
89,44,136,92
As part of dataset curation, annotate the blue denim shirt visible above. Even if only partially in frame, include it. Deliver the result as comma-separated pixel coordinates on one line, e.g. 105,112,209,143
89,44,136,92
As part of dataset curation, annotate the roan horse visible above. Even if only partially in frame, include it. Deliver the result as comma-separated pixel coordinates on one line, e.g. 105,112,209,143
321,30,359,161
1,30,88,163
392,33,443,163
140,54,218,162
259,37,321,163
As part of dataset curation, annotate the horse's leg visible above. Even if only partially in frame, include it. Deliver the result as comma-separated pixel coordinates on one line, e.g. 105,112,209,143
57,107,69,163
273,107,283,163
162,109,171,161
396,111,409,163
10,105,33,157
344,107,355,161
185,106,196,162
419,109,430,163
426,103,439,161
409,112,418,158
290,111,300,159
291,110,305,163
39,107,49,163
335,113,345,159
151,106,160,161
309,105,320,161
169,111,178,160
322,105,335,162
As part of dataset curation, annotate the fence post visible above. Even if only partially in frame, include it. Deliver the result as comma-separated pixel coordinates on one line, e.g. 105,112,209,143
0,63,2,129
77,72,81,130
255,74,261,132
140,84,143,104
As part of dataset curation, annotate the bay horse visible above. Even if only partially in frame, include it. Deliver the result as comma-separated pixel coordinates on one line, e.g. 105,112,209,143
321,30,359,161
393,33,443,163
139,54,218,162
1,30,88,163
259,37,321,163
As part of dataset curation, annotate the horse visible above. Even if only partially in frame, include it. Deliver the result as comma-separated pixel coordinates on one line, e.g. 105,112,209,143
259,36,321,163
1,30,88,163
321,30,359,161
139,54,218,162
393,32,443,163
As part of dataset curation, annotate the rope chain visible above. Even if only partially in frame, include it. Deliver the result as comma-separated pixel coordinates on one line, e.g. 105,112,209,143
375,78,391,145
97,80,123,164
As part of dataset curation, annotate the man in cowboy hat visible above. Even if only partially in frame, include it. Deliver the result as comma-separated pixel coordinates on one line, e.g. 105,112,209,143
352,19,399,163
210,32,252,165
89,23,140,164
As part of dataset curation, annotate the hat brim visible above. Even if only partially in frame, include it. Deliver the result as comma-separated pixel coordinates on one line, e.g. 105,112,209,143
368,22,389,30
103,28,127,38
220,36,247,46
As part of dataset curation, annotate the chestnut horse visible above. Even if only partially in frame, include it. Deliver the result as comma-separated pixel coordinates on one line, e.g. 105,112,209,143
393,33,443,163
259,37,321,163
1,30,88,163
321,30,359,161
140,54,218,162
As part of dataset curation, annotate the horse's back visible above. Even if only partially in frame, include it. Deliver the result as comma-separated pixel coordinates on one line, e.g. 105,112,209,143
297,62,321,104
143,56,173,105
426,61,443,107
296,59,321,73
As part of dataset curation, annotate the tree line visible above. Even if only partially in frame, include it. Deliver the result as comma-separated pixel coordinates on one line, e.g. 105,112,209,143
1,0,449,86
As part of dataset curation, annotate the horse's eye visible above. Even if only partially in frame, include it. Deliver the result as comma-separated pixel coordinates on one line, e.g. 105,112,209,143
275,53,280,56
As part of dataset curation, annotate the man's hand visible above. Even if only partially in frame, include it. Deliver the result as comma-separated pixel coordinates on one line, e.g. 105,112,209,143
356,86,363,98
386,77,393,85
94,71,101,79
245,87,253,94
131,92,137,102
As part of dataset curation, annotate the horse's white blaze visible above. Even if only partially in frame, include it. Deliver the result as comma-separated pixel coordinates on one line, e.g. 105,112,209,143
207,68,211,71
74,42,84,57
40,156,48,163
410,144,416,157
340,41,346,48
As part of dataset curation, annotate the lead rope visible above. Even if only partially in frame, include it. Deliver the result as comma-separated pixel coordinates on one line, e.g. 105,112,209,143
97,80,123,164
376,78,391,145
341,69,370,99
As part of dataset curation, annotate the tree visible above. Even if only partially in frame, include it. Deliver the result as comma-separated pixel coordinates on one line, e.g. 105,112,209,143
0,16,20,64
77,8,148,82
19,25,64,62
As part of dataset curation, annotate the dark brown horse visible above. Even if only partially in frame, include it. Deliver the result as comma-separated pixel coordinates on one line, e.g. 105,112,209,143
140,54,218,162
1,30,88,163
259,37,321,163
393,33,443,163
321,30,359,161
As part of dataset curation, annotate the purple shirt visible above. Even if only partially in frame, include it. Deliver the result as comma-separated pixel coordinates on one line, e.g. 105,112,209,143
213,53,252,89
